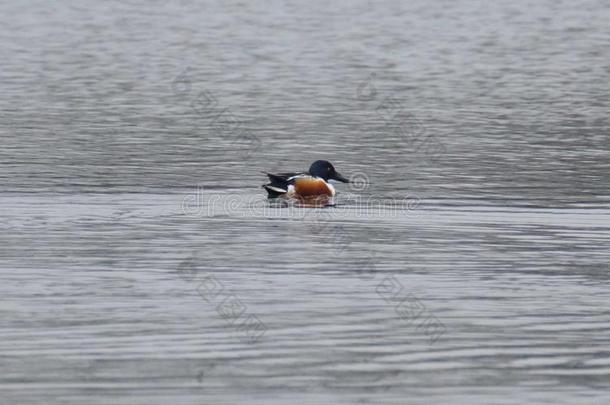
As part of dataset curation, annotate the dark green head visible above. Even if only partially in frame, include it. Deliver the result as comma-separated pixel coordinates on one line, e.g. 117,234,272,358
308,160,349,183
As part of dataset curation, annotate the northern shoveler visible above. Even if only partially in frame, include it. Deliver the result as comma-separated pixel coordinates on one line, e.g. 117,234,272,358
263,160,350,199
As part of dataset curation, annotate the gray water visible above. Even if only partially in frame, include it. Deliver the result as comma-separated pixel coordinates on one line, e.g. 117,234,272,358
1,0,610,404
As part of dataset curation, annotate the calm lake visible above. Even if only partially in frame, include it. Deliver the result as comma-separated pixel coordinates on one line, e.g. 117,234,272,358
1,0,609,403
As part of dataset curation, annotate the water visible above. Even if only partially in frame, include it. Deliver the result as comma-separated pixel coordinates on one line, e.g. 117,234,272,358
1,0,610,403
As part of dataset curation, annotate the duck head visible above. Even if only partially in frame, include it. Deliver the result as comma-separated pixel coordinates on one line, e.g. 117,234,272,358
308,160,350,183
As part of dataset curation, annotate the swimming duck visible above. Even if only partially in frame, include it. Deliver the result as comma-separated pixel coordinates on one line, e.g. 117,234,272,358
263,160,350,199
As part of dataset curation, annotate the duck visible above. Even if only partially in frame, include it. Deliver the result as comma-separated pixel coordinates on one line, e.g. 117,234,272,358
263,160,350,199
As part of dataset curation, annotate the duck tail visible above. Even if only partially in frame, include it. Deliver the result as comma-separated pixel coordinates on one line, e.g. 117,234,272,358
262,184,287,198
262,172,290,198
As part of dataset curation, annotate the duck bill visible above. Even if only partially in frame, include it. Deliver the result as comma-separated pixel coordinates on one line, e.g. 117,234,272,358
332,172,350,183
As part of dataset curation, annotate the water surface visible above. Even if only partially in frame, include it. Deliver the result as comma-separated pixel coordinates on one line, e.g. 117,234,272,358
1,0,610,403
